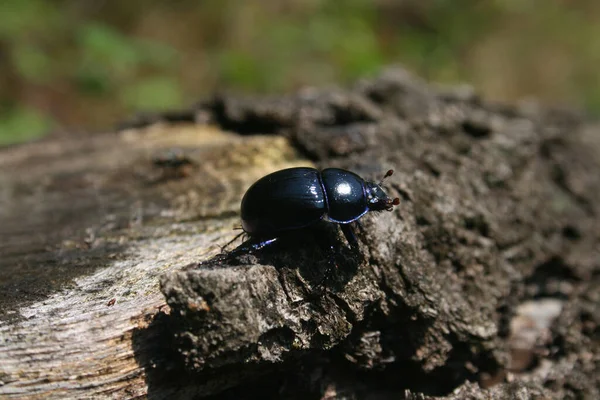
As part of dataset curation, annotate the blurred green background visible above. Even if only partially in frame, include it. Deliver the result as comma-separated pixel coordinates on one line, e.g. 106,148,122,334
2,0,600,146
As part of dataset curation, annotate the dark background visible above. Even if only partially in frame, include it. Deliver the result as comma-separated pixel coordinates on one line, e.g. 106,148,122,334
2,0,599,145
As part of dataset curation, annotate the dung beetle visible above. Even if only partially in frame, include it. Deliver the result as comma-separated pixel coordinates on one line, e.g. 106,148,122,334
226,167,400,254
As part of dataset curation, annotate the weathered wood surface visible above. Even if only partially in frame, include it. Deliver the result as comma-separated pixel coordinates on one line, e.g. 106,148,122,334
0,123,302,398
1,69,599,399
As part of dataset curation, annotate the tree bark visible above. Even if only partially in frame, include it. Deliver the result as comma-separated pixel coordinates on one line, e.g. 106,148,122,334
1,68,598,399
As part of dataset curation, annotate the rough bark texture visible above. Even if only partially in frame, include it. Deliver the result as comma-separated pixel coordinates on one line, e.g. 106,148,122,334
1,68,599,399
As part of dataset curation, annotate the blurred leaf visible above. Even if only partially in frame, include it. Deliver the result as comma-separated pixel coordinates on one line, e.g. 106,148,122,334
135,39,180,68
74,23,180,97
79,23,141,78
0,0,61,40
218,51,262,89
120,76,183,110
12,44,52,83
0,107,53,146
74,67,111,95
335,18,383,79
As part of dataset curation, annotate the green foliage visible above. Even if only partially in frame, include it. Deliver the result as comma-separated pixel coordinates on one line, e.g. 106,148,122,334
78,23,142,80
218,51,264,90
0,106,54,146
0,6,181,145
75,23,179,95
0,0,62,40
1,0,600,146
121,76,183,110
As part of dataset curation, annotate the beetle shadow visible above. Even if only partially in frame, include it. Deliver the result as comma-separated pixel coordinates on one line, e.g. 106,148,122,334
208,223,363,292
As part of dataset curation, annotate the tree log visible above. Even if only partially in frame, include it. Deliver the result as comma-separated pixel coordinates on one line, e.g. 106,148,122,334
1,68,598,399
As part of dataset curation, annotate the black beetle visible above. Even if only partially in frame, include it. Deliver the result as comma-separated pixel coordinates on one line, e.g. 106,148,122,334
227,167,400,253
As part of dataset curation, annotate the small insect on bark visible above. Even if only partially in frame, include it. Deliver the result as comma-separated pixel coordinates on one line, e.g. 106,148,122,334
224,167,400,254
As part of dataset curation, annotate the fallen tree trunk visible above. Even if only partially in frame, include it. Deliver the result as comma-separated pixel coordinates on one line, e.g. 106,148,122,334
1,68,598,399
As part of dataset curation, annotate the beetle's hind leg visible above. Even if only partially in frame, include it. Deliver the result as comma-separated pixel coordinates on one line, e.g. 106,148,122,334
241,237,279,253
223,235,279,260
340,223,359,250
220,230,246,253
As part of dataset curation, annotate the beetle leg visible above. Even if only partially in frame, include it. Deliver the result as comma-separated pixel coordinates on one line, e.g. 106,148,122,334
220,231,246,253
248,237,278,252
354,220,365,234
226,236,279,258
340,223,358,249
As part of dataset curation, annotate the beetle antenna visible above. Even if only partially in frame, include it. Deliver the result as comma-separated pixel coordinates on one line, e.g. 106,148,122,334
379,169,394,186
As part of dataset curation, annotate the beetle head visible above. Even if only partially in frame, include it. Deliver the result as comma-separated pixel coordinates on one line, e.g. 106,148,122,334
365,169,400,212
